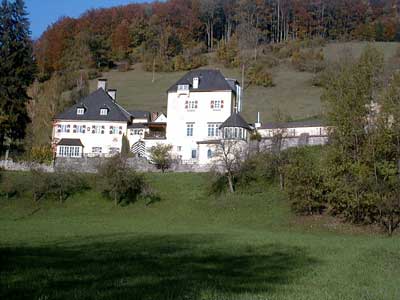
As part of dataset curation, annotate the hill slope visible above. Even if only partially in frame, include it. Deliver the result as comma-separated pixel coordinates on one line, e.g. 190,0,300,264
89,42,399,123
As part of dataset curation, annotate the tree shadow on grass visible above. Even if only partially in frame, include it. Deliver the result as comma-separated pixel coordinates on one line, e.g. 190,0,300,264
0,234,318,299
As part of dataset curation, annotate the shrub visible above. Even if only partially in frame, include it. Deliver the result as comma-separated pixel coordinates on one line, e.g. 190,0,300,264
207,171,230,196
173,54,208,71
142,54,174,72
25,145,53,164
291,48,325,73
30,169,89,203
284,147,328,215
246,63,274,87
97,156,147,206
149,144,173,173
216,40,240,68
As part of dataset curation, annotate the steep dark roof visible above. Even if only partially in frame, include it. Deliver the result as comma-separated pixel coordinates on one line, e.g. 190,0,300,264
129,110,150,120
261,120,327,129
55,89,131,122
57,138,83,147
127,123,146,129
220,113,251,130
167,69,236,93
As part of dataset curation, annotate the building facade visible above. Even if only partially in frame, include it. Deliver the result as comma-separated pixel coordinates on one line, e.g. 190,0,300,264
52,69,329,165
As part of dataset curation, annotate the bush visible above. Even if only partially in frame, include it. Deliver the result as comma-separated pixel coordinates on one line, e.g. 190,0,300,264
97,156,147,206
173,54,208,71
207,171,230,196
216,40,240,68
24,145,53,164
30,169,89,203
284,147,328,215
142,54,174,72
246,63,274,87
149,144,173,173
291,48,325,73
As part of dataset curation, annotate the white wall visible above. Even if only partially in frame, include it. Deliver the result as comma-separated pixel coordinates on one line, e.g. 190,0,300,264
258,126,328,138
166,90,235,161
53,120,128,156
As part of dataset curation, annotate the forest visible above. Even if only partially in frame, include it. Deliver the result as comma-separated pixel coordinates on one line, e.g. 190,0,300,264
34,0,400,78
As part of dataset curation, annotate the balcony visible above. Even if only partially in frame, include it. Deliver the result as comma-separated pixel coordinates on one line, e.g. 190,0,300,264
144,132,166,140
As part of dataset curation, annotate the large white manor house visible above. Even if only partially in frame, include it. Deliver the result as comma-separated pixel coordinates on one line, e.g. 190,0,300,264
52,69,328,165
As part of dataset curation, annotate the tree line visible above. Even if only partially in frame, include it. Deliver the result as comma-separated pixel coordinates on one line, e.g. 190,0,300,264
35,0,400,78
210,45,400,236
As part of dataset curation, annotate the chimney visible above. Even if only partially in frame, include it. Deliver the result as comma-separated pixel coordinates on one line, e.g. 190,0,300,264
107,89,117,101
255,112,262,129
98,79,107,90
193,77,199,89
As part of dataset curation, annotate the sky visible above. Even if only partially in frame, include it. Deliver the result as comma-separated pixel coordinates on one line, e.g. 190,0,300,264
25,0,148,39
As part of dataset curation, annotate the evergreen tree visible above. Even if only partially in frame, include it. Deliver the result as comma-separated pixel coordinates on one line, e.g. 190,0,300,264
0,0,36,152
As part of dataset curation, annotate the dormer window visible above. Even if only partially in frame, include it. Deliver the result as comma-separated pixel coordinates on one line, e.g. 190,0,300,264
100,108,108,116
178,84,189,91
193,77,199,89
77,108,85,115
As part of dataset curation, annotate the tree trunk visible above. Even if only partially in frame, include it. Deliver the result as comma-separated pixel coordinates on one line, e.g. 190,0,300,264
227,172,234,193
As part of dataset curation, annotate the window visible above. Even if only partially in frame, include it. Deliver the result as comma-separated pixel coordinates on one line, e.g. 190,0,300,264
131,129,142,135
178,84,189,91
110,126,119,135
191,149,197,159
73,125,86,133
92,125,104,134
186,123,194,137
100,108,108,116
207,123,221,137
58,146,81,158
185,100,198,110
57,124,70,133
177,146,182,152
207,149,213,159
109,147,119,154
77,108,85,115
92,147,102,154
211,100,224,110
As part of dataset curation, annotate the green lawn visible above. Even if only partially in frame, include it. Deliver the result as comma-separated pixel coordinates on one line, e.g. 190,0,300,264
1,172,399,300
90,42,400,123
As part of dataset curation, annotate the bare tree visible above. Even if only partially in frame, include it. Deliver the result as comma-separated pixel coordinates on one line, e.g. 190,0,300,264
200,0,218,51
214,139,245,193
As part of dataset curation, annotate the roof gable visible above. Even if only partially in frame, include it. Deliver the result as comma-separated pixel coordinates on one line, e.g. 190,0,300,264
55,89,131,122
220,113,251,130
167,69,236,93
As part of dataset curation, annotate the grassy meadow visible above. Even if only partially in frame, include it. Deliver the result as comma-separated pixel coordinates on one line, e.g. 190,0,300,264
90,42,400,122
1,172,399,300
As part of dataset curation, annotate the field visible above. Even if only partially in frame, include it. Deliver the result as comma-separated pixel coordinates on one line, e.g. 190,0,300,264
89,42,400,122
1,172,399,300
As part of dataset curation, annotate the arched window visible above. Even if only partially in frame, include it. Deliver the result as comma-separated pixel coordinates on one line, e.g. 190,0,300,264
207,149,212,159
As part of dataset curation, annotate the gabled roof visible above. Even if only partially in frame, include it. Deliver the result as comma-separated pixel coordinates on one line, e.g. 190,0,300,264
57,138,84,147
127,123,146,129
261,120,327,129
55,89,131,122
167,69,236,93
220,113,251,130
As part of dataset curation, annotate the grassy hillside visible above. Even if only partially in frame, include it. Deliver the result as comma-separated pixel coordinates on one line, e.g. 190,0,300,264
1,172,400,300
90,42,399,123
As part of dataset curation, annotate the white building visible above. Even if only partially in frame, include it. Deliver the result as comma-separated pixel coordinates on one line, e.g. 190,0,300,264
52,69,329,165
165,69,248,164
52,79,167,158
52,70,252,165
257,120,330,149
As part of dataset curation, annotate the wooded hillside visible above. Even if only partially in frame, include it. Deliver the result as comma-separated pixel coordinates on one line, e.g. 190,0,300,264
34,0,400,78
